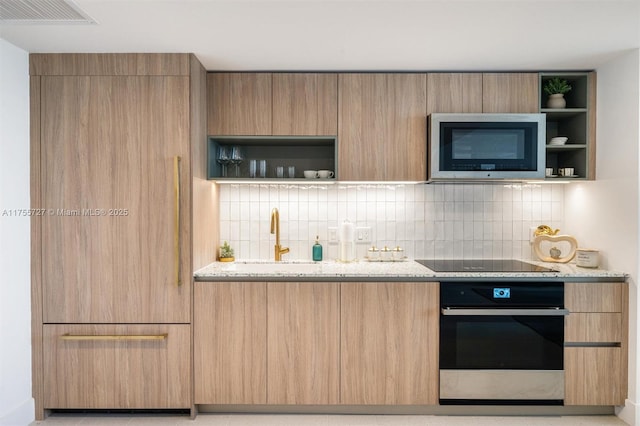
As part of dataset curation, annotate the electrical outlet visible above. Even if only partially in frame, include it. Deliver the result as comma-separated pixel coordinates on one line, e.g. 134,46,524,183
356,226,372,244
529,226,537,243
328,227,338,244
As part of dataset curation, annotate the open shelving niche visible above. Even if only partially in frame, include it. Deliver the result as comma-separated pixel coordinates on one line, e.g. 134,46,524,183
539,72,594,180
207,136,338,181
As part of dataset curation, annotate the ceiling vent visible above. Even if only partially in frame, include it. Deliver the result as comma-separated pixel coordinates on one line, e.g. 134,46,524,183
0,0,97,24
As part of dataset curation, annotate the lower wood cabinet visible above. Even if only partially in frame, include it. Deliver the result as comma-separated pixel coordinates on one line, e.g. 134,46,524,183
267,283,340,404
43,324,190,409
564,282,628,406
194,281,439,406
341,282,439,405
195,282,339,405
194,282,267,404
565,347,625,405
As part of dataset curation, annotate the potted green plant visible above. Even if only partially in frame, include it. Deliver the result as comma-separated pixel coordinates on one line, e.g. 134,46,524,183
219,241,235,262
544,77,572,109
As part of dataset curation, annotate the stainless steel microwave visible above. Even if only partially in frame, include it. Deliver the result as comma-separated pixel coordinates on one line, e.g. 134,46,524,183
429,113,546,180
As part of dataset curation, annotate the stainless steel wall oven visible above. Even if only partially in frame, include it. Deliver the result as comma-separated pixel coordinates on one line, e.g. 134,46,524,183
439,281,568,405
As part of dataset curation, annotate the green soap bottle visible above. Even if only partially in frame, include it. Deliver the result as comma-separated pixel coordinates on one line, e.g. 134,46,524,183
312,236,323,261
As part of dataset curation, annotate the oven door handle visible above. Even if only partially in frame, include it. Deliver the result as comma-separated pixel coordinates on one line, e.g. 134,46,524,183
441,308,570,316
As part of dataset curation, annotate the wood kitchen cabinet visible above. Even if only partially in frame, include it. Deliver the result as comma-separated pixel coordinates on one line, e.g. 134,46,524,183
426,73,483,114
207,72,272,135
427,72,538,114
272,73,338,135
340,282,439,405
338,73,427,181
30,54,213,418
564,282,628,405
267,282,340,404
194,282,267,405
207,72,338,136
482,73,539,113
194,281,339,405
39,74,191,323
43,324,191,409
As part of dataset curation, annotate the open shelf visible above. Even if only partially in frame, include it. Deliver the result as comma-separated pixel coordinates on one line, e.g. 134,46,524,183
208,136,337,180
540,72,594,180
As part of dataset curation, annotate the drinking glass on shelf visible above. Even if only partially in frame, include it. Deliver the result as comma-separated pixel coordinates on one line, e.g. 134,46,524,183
249,160,257,178
229,145,244,177
216,145,230,177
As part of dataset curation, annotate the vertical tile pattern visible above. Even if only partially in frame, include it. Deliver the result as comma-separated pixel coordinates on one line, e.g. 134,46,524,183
218,183,565,261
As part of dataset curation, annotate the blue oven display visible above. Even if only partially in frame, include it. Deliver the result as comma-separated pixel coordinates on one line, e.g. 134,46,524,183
493,288,511,298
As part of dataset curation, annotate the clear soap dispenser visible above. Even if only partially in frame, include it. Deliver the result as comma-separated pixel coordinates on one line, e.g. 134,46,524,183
312,236,323,261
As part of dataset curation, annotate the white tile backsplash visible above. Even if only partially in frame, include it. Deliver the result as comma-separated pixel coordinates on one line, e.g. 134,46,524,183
218,183,565,261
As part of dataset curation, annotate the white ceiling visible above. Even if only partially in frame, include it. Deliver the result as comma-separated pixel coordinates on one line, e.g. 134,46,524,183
1,0,639,71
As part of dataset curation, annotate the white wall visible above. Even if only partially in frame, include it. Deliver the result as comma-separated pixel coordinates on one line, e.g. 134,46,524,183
564,49,640,425
0,39,34,426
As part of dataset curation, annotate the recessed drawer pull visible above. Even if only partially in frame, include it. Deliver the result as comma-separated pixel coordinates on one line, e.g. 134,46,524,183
441,308,570,316
564,342,621,348
59,333,168,341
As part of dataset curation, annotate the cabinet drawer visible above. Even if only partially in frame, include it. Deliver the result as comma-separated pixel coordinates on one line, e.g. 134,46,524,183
565,283,623,312
43,324,190,409
565,313,622,343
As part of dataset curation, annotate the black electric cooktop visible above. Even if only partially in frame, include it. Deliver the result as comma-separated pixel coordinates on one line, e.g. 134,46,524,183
415,259,557,273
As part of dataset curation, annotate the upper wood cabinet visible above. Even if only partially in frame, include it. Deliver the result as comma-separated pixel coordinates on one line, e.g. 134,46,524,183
207,72,338,136
482,73,539,113
427,73,538,115
272,73,338,135
340,282,439,405
427,73,483,114
207,73,272,135
338,73,427,181
38,74,192,323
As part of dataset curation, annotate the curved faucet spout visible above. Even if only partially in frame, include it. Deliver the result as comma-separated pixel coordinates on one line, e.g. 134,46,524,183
270,208,289,261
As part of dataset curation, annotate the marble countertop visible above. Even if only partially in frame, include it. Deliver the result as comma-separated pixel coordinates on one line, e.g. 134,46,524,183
194,259,627,282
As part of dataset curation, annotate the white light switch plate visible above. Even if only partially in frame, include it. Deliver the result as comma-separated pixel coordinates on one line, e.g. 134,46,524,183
356,226,372,244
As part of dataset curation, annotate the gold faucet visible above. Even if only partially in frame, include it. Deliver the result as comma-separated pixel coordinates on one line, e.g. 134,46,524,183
270,208,289,261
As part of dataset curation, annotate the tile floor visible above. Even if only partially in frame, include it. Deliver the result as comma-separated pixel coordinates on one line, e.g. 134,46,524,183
29,413,629,426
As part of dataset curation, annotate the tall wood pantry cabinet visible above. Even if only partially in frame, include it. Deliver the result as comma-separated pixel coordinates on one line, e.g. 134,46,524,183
30,53,216,419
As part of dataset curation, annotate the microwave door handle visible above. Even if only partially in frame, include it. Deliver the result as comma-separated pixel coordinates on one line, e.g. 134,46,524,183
441,308,570,316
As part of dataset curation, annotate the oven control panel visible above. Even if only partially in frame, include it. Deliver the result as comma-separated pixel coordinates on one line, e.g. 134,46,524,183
493,288,511,298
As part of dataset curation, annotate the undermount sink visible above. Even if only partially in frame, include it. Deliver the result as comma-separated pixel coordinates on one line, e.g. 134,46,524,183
222,261,322,274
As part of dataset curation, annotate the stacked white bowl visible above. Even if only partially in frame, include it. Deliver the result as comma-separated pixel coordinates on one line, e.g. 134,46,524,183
549,136,568,146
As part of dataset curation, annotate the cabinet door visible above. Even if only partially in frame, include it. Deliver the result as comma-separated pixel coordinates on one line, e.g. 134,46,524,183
194,283,267,405
427,73,483,114
338,74,427,181
482,73,539,113
43,324,190,409
267,282,340,404
565,347,625,405
340,282,439,405
207,73,272,135
272,73,338,135
40,76,191,323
